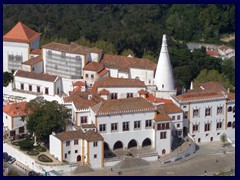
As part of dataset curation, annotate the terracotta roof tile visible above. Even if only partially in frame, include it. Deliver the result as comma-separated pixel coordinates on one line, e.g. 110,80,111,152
15,70,58,82
97,68,109,76
91,97,155,115
99,89,110,95
100,54,157,72
146,93,173,104
218,45,230,51
3,102,29,117
199,81,227,92
83,62,104,72
227,93,235,101
159,103,183,114
81,124,96,129
138,89,148,95
3,22,40,43
63,91,103,110
42,42,102,55
21,56,43,66
72,81,85,87
206,50,220,56
95,76,146,88
84,130,103,142
154,113,172,122
30,49,42,55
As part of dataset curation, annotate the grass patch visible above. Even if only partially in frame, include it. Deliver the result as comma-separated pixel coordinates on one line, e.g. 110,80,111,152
38,154,53,163
27,150,39,156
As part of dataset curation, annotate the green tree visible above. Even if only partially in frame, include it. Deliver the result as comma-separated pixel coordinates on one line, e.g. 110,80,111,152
193,69,234,91
3,71,13,87
26,97,71,143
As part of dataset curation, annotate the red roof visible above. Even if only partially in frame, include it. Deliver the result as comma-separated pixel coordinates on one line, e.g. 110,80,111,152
72,81,85,87
206,50,220,56
83,62,104,72
30,49,42,55
138,89,148,95
99,89,110,95
146,93,173,104
3,22,40,43
218,45,230,52
3,102,30,117
97,68,109,77
21,56,43,66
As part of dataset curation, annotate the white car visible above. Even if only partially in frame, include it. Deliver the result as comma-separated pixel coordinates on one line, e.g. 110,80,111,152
8,157,16,164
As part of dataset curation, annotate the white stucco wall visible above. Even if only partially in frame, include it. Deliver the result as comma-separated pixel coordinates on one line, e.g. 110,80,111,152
3,41,29,72
32,61,43,73
83,70,98,87
88,140,103,169
3,113,12,129
49,135,62,161
155,129,171,156
62,139,83,163
21,64,31,72
130,68,154,86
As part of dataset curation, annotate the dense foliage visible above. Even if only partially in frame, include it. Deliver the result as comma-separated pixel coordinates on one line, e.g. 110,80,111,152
26,97,71,143
3,4,235,88
3,71,13,87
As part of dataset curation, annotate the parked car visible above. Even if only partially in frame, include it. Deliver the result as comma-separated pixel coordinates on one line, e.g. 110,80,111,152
4,155,11,162
8,157,16,164
28,171,41,176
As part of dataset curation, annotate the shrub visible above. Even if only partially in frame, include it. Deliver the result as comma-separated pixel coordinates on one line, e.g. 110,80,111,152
27,150,39,156
19,139,34,151
38,154,53,162
34,146,47,152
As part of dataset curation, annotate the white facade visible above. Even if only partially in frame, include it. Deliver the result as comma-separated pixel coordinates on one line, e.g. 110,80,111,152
83,70,98,87
129,68,155,86
3,41,30,72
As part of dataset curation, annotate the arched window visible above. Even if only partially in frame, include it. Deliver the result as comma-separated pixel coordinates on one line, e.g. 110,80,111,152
227,122,232,127
228,106,232,112
162,149,166,155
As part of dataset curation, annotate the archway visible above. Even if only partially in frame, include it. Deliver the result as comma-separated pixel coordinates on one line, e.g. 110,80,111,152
113,141,123,150
104,142,110,151
162,149,166,155
142,138,151,148
227,122,232,127
210,137,213,142
77,155,81,162
128,139,138,149
198,138,201,143
228,106,232,112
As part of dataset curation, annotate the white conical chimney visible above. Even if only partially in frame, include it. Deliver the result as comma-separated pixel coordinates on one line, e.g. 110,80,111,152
154,34,174,91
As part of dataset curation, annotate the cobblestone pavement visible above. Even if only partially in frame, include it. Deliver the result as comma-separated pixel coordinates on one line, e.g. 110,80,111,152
70,141,235,176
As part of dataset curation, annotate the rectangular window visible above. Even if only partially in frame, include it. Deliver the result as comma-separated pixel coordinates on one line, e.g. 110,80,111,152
172,116,175,120
32,67,35,71
217,106,223,115
91,74,94,79
93,142,98,147
37,86,40,93
177,115,181,120
193,109,199,117
74,140,78,145
192,124,199,132
216,122,222,130
65,153,67,159
68,151,71,155
85,74,88,78
21,83,24,90
184,112,188,119
45,88,49,95
81,116,88,124
127,93,133,98
94,154,97,159
178,130,182,136
205,107,211,116
145,120,152,128
75,150,78,154
134,121,141,129
123,122,129,131
177,124,180,128
66,141,70,146
111,123,118,132
160,132,167,139
110,93,118,99
204,123,211,132
29,85,32,91
99,124,106,132
19,126,25,133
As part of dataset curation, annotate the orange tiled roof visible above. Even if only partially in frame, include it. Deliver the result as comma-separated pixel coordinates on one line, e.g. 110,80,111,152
83,61,104,72
100,54,157,72
21,56,43,66
227,93,235,101
206,50,220,56
218,45,230,51
72,81,85,87
15,70,58,82
138,89,148,95
97,68,109,76
3,102,29,117
99,89,110,95
95,76,146,88
55,129,103,142
199,81,227,92
3,22,40,43
30,49,42,55
63,91,102,110
91,97,155,115
81,124,96,129
154,112,172,122
42,42,102,55
159,103,183,114
146,93,173,104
